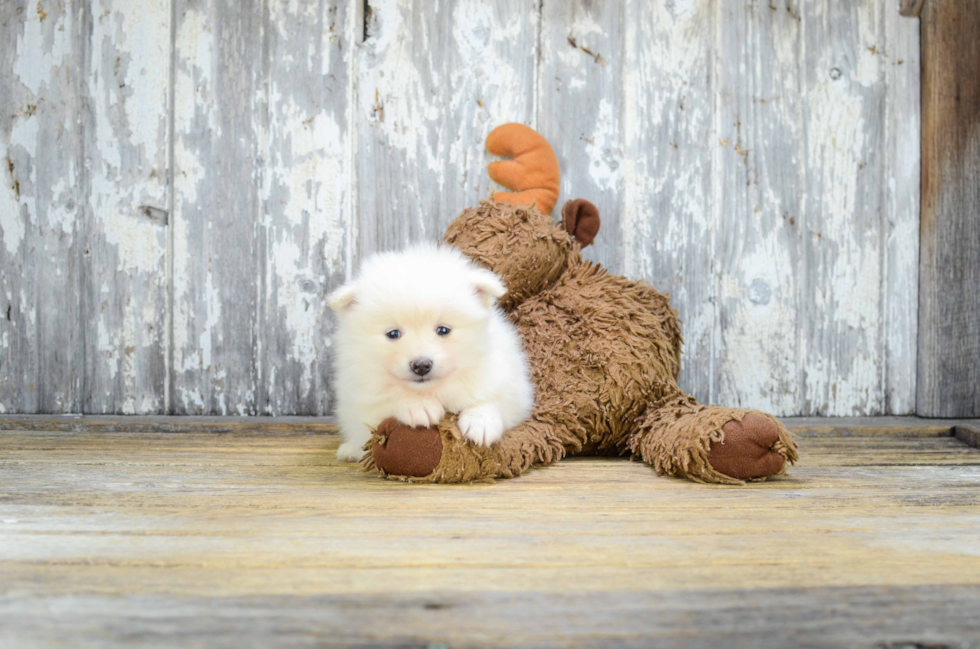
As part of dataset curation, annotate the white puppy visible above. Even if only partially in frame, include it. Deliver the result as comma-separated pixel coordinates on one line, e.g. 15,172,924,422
327,245,534,462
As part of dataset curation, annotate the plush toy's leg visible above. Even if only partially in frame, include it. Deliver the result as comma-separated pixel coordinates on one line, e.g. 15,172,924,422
363,414,567,483
628,393,799,485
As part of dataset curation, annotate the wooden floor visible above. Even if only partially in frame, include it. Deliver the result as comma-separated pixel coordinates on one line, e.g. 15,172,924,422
2,418,980,648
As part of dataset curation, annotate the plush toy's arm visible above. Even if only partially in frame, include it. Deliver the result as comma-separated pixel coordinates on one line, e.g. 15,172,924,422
486,123,561,216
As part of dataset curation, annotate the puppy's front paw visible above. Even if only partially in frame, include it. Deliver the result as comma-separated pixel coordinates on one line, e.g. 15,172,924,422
394,401,445,428
337,441,367,462
458,405,505,446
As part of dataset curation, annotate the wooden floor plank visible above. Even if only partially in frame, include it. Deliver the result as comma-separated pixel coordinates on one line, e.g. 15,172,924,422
1,428,979,646
2,586,979,649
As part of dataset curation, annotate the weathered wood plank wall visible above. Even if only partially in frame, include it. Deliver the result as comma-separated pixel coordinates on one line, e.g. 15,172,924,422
85,0,172,415
0,0,921,417
917,0,980,418
1,1,85,413
170,0,352,416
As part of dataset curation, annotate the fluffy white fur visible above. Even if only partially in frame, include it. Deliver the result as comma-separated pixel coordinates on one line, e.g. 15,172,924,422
328,245,534,462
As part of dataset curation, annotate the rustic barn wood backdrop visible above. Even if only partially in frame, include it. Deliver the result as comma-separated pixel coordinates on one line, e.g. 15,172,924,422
0,0,921,417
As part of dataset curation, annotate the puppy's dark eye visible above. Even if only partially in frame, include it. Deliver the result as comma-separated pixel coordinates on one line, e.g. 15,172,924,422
436,326,451,337
386,330,401,340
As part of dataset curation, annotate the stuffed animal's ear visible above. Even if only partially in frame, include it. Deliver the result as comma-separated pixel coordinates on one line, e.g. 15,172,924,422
327,283,357,311
470,268,507,308
561,199,601,247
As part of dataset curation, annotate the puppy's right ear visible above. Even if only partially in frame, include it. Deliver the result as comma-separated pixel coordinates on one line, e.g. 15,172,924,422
471,268,507,308
327,283,357,311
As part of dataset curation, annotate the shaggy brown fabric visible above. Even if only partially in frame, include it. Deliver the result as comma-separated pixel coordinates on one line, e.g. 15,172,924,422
368,124,800,485
628,396,797,485
445,201,572,312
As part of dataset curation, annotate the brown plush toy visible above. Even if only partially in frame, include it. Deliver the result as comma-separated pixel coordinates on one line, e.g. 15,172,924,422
363,124,799,485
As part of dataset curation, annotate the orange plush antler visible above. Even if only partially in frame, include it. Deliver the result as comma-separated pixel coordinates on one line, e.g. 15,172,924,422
486,123,561,216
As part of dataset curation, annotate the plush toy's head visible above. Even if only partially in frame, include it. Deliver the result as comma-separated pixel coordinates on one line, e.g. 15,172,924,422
444,124,601,310
445,201,570,310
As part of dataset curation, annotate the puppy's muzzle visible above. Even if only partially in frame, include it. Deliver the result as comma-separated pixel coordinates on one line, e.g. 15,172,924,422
410,357,433,377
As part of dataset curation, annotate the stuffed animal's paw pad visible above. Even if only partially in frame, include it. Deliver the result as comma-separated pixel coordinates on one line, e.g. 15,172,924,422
709,413,787,480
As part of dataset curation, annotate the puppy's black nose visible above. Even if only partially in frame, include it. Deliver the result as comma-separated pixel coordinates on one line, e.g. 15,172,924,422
410,357,433,377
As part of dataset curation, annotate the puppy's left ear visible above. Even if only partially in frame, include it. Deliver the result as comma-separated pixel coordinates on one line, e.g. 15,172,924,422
327,283,357,312
471,268,506,308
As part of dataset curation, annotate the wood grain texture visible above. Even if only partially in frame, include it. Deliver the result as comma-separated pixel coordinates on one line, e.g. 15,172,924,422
171,0,352,416
801,1,887,416
0,1,85,413
355,0,537,256
714,0,804,414
882,4,921,415
170,0,263,415
2,587,980,648
917,0,980,417
536,0,624,272
622,0,717,406
82,0,171,414
256,0,352,415
0,1,39,415
803,0,918,417
1,428,979,646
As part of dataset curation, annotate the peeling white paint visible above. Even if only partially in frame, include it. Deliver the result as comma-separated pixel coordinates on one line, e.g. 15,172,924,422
263,90,344,396
718,232,801,413
80,0,171,412
803,44,883,415
881,6,920,416
171,3,217,407
584,99,622,192
5,10,77,252
96,202,166,274
0,145,24,255
360,0,439,167
12,6,71,96
620,0,715,404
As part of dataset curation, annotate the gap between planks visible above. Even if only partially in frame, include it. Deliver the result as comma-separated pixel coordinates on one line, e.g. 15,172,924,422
1,415,978,448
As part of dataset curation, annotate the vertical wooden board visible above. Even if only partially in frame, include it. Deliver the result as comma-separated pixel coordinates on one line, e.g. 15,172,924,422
917,1,980,417
881,7,919,415
713,0,805,415
355,0,538,258
619,0,716,405
257,0,352,415
81,0,171,414
0,1,36,414
0,1,84,413
800,0,886,416
536,0,624,272
171,0,262,415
